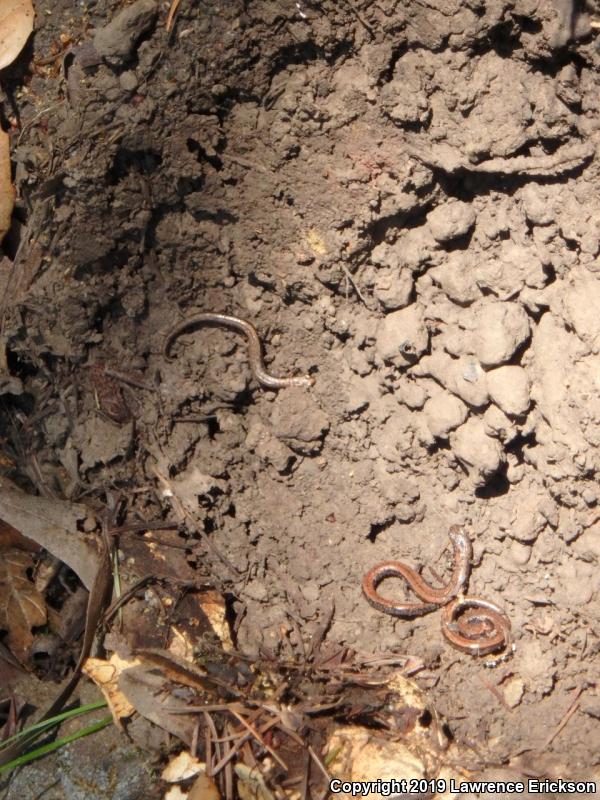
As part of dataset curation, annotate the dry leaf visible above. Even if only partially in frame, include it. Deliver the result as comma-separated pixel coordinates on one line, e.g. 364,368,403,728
0,130,15,244
0,548,47,662
188,773,220,800
161,751,204,783
198,589,232,651
164,788,188,800
118,664,197,744
83,653,140,725
0,477,101,590
0,519,40,553
0,0,33,71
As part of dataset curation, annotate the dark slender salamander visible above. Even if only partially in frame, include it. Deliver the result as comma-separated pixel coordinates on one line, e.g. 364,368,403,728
163,312,315,390
441,596,512,656
362,526,472,617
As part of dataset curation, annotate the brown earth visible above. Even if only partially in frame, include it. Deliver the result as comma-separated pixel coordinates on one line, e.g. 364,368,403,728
2,0,600,794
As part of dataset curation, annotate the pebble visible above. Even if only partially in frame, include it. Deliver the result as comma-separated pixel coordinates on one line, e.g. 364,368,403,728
509,540,532,565
271,389,330,454
472,301,531,366
427,200,476,243
93,0,158,63
375,306,429,368
450,417,505,486
487,365,531,417
424,391,468,439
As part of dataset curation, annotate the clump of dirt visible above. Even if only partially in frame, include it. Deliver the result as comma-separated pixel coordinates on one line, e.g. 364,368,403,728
3,0,600,779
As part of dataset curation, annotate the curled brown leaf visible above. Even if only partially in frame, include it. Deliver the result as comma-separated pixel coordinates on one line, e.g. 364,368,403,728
0,0,34,71
0,548,47,663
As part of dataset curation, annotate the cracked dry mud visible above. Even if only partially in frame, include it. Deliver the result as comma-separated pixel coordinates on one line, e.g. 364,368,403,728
3,0,600,789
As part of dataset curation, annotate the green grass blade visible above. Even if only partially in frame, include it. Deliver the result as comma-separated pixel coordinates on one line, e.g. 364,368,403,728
0,699,108,750
0,716,112,774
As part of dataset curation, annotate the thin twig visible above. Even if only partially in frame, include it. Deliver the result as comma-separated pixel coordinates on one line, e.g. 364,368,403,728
308,745,332,783
542,685,584,750
477,674,511,710
166,0,183,32
229,709,287,771
341,264,369,307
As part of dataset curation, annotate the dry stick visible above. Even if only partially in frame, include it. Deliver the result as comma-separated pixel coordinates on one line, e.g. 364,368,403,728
211,717,280,774
478,674,511,711
166,0,183,32
100,367,157,392
542,685,584,750
341,264,369,307
229,709,287,771
300,747,311,800
225,748,234,800
191,720,200,759
308,745,332,784
203,711,220,777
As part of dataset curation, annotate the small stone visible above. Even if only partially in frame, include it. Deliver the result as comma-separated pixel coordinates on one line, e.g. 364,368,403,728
245,580,268,602
375,306,429,368
424,391,468,439
429,252,479,305
344,378,371,415
373,268,414,310
450,417,505,486
483,404,517,443
119,70,138,91
509,540,531,566
472,301,531,366
582,487,598,505
271,390,329,454
427,200,476,243
301,583,320,603
93,0,158,63
520,185,555,225
503,677,525,708
510,505,546,543
395,378,428,409
487,365,531,417
414,352,489,408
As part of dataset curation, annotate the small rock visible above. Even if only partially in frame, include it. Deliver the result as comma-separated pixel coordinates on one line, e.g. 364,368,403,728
375,460,420,506
424,391,468,439
244,580,268,602
582,487,598,505
246,419,294,472
93,0,158,63
72,415,133,470
256,437,294,473
375,306,429,368
301,583,320,603
427,200,476,243
510,504,547,543
450,417,505,486
395,378,428,409
429,251,479,305
509,540,531,566
373,268,414,310
472,301,531,366
487,365,531,417
271,389,329,454
119,70,138,91
503,677,525,708
345,385,370,415
414,352,489,408
520,185,554,225
483,404,517,443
